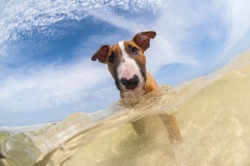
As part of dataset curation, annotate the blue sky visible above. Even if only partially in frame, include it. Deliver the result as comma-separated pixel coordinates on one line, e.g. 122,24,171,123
0,0,250,126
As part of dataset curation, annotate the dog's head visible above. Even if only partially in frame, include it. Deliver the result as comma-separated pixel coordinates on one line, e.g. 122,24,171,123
91,31,156,93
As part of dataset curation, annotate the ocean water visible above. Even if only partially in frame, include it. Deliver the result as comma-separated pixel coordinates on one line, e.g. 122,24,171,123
1,50,250,166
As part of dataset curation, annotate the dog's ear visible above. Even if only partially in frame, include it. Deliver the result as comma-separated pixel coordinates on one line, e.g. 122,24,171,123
91,45,110,64
132,31,156,52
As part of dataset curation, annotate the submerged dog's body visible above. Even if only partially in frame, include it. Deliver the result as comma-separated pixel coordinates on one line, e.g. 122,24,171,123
92,31,182,142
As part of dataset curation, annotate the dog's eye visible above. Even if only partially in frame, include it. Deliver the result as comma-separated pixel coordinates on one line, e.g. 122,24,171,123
130,45,139,54
108,52,115,63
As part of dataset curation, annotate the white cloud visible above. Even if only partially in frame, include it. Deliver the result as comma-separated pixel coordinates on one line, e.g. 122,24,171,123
87,10,145,33
0,0,166,52
222,0,250,55
146,35,199,74
145,1,211,73
147,0,250,75
0,59,115,113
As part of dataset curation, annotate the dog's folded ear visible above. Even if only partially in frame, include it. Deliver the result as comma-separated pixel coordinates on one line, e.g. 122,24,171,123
91,45,110,63
132,31,156,52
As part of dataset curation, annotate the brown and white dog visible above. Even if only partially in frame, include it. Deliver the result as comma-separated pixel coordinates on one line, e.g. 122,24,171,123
91,31,182,143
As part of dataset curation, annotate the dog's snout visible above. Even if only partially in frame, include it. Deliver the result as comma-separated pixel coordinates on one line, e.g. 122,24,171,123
121,75,139,90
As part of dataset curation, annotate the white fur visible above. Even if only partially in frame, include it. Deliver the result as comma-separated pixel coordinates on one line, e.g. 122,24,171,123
117,41,144,93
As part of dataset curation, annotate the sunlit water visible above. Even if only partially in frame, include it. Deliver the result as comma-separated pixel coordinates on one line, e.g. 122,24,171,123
1,50,250,166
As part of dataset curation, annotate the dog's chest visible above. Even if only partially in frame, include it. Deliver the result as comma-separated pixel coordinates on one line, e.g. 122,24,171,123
122,89,145,99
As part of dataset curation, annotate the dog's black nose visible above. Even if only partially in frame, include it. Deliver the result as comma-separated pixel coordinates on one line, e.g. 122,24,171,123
121,75,139,90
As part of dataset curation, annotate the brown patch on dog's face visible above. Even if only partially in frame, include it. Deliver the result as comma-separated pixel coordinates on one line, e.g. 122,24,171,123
106,44,123,90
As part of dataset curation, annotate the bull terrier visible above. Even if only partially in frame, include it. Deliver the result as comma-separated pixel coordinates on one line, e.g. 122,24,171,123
91,31,182,143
